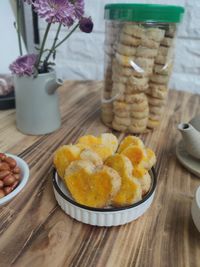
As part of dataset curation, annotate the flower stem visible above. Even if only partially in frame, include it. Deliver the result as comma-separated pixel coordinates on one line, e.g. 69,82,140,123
17,0,23,56
54,23,79,50
43,23,62,70
35,22,52,70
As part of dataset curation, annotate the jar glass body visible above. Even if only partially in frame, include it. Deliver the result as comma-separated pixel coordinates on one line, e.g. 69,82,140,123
102,20,177,133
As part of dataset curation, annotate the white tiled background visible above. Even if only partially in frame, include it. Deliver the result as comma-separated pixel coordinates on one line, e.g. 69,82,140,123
39,0,200,93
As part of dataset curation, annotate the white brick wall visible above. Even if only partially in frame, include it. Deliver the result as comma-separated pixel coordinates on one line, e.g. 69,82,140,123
39,0,200,93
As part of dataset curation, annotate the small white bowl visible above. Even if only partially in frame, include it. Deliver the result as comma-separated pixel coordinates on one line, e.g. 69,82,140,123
52,168,157,227
0,153,29,206
191,185,200,232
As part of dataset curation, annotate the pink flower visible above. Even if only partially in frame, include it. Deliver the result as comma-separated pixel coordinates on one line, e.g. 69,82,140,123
9,54,37,76
33,0,84,27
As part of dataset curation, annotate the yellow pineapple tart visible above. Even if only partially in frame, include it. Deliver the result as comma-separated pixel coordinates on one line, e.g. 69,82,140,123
77,133,118,161
100,133,118,152
64,160,121,208
141,148,156,170
53,145,82,179
118,135,144,153
78,135,101,146
133,166,151,196
121,145,147,166
105,154,142,206
80,149,103,166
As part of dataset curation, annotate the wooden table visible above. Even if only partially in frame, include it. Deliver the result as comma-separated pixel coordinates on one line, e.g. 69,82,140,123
0,81,200,267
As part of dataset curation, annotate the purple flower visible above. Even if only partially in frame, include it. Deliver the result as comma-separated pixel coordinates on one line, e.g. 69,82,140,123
79,17,93,33
33,0,84,27
9,54,37,76
70,0,84,19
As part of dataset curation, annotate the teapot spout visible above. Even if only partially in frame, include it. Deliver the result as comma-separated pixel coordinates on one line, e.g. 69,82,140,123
46,78,64,95
178,122,200,159
178,122,191,132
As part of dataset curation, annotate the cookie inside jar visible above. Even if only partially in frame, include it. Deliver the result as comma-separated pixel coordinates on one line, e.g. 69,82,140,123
102,4,184,133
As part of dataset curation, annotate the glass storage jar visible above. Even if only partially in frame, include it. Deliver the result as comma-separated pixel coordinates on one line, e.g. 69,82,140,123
101,4,184,133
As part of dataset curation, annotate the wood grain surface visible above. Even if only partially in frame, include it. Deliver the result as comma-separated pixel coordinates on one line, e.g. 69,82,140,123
0,81,200,267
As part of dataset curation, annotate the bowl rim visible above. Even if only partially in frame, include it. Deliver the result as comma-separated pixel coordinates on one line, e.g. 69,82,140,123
52,167,157,212
0,153,29,205
196,186,200,208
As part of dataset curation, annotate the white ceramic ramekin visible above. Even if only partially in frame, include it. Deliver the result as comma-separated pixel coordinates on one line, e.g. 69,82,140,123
191,185,200,232
52,168,157,227
0,153,29,206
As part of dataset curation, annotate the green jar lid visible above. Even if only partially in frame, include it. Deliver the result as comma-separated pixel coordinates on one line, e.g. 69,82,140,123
105,4,185,23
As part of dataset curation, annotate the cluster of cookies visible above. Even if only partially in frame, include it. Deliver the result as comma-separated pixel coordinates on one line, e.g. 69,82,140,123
53,133,156,208
102,22,176,132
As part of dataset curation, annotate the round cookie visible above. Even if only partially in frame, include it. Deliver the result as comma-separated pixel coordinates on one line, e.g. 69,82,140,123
101,112,113,123
129,124,147,134
165,25,176,37
131,69,151,78
113,101,131,112
161,37,173,47
155,50,173,65
146,28,165,42
131,117,148,127
128,75,149,89
148,95,166,107
114,116,131,126
123,24,144,38
158,46,169,56
126,84,148,94
147,119,160,129
130,107,149,119
112,62,133,77
149,82,167,91
114,110,130,118
131,101,149,112
116,43,136,56
120,32,141,47
141,37,160,49
134,57,155,71
148,86,168,100
149,112,161,121
101,110,113,118
101,102,113,112
150,74,169,85
115,52,135,67
112,120,127,132
136,46,158,58
155,54,168,65
125,93,148,104
149,105,164,116
154,64,172,75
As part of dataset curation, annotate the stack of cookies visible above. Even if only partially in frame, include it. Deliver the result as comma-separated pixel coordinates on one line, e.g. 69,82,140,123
101,23,176,133
147,25,175,128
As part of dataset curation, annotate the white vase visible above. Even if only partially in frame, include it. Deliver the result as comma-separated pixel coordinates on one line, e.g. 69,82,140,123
14,70,61,135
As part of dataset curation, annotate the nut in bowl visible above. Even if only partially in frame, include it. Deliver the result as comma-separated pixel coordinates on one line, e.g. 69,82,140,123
0,153,29,206
52,134,157,226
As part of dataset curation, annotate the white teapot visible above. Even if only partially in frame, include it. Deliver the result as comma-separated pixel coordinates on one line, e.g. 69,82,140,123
178,117,200,159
